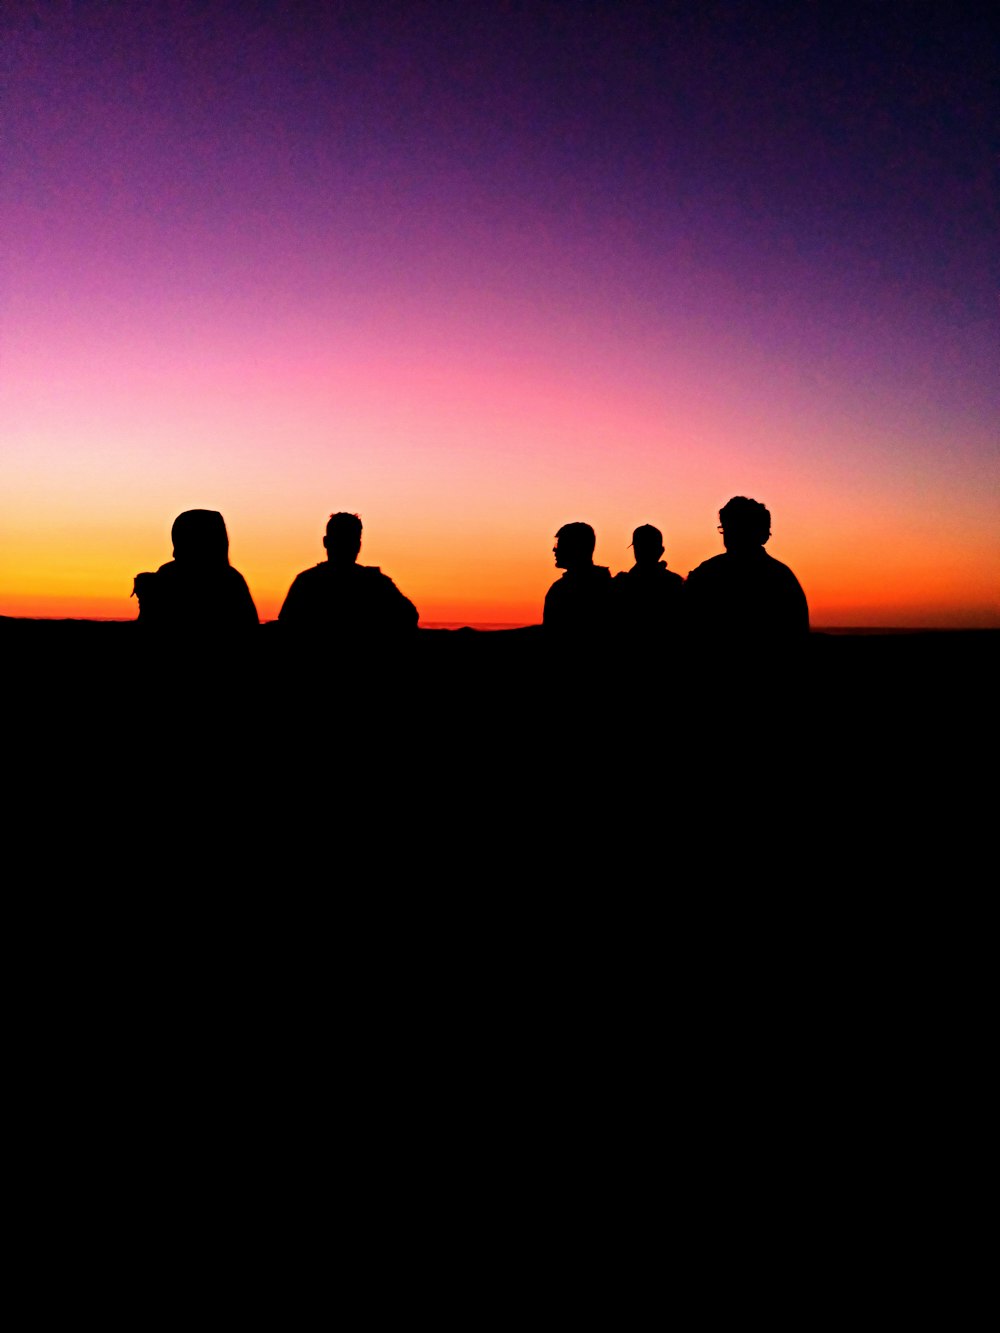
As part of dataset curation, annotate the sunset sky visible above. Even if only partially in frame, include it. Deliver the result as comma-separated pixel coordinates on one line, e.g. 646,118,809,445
3,1,997,626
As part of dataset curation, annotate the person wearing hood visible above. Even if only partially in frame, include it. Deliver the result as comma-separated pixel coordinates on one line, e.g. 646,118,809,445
132,509,259,630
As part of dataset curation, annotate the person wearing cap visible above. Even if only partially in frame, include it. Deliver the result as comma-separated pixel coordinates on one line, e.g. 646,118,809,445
685,497,808,642
613,523,685,643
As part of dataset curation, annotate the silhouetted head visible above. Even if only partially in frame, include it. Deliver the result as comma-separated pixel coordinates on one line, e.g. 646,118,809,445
554,522,596,571
171,510,230,566
324,512,363,564
718,497,771,553
631,524,665,567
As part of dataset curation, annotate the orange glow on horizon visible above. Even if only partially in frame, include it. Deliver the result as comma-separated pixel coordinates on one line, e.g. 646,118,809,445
4,526,998,629
4,5,996,636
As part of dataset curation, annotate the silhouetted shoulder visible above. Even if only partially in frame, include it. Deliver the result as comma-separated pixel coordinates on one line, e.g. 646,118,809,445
543,565,613,632
613,562,685,640
356,564,402,585
278,561,418,632
614,566,684,588
135,560,258,627
685,554,727,582
357,564,419,611
226,567,260,625
689,551,804,593
686,551,808,637
280,562,328,593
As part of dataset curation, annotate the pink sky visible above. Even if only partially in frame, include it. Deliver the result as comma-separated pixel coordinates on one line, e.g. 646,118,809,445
3,4,997,626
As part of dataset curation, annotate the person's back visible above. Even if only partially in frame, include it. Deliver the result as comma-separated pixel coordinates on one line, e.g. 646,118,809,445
613,524,685,643
686,550,807,638
685,497,808,643
278,512,418,638
280,561,418,635
133,509,259,630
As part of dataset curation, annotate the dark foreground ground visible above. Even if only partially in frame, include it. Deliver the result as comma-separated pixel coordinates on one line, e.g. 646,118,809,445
7,620,992,1138
6,619,994,874
8,618,987,1297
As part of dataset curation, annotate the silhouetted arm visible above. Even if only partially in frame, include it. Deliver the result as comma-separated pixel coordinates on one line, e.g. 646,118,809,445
379,576,419,632
788,577,810,636
278,573,309,626
231,571,260,626
131,571,162,624
682,566,709,634
542,582,561,628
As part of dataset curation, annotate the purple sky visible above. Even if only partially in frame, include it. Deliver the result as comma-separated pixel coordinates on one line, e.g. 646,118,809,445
3,2,997,624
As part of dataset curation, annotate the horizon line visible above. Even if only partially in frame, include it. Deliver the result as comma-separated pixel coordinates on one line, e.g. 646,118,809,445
2,615,997,635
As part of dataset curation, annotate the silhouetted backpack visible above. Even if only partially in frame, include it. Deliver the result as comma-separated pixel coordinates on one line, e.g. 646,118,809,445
131,571,164,624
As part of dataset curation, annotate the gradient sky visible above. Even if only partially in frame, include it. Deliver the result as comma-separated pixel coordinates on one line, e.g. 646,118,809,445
3,1,997,626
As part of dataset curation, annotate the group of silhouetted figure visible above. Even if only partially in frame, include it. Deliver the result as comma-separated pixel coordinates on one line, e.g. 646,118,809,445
132,497,809,643
132,510,419,635
545,500,809,643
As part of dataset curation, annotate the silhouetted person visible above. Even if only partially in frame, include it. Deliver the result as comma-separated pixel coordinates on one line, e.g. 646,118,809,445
278,512,419,638
613,524,684,641
543,522,613,637
685,497,808,642
132,509,259,629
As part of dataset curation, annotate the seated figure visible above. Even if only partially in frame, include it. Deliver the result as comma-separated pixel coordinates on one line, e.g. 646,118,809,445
613,523,684,642
543,522,613,638
278,512,419,638
685,497,809,642
132,509,259,629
